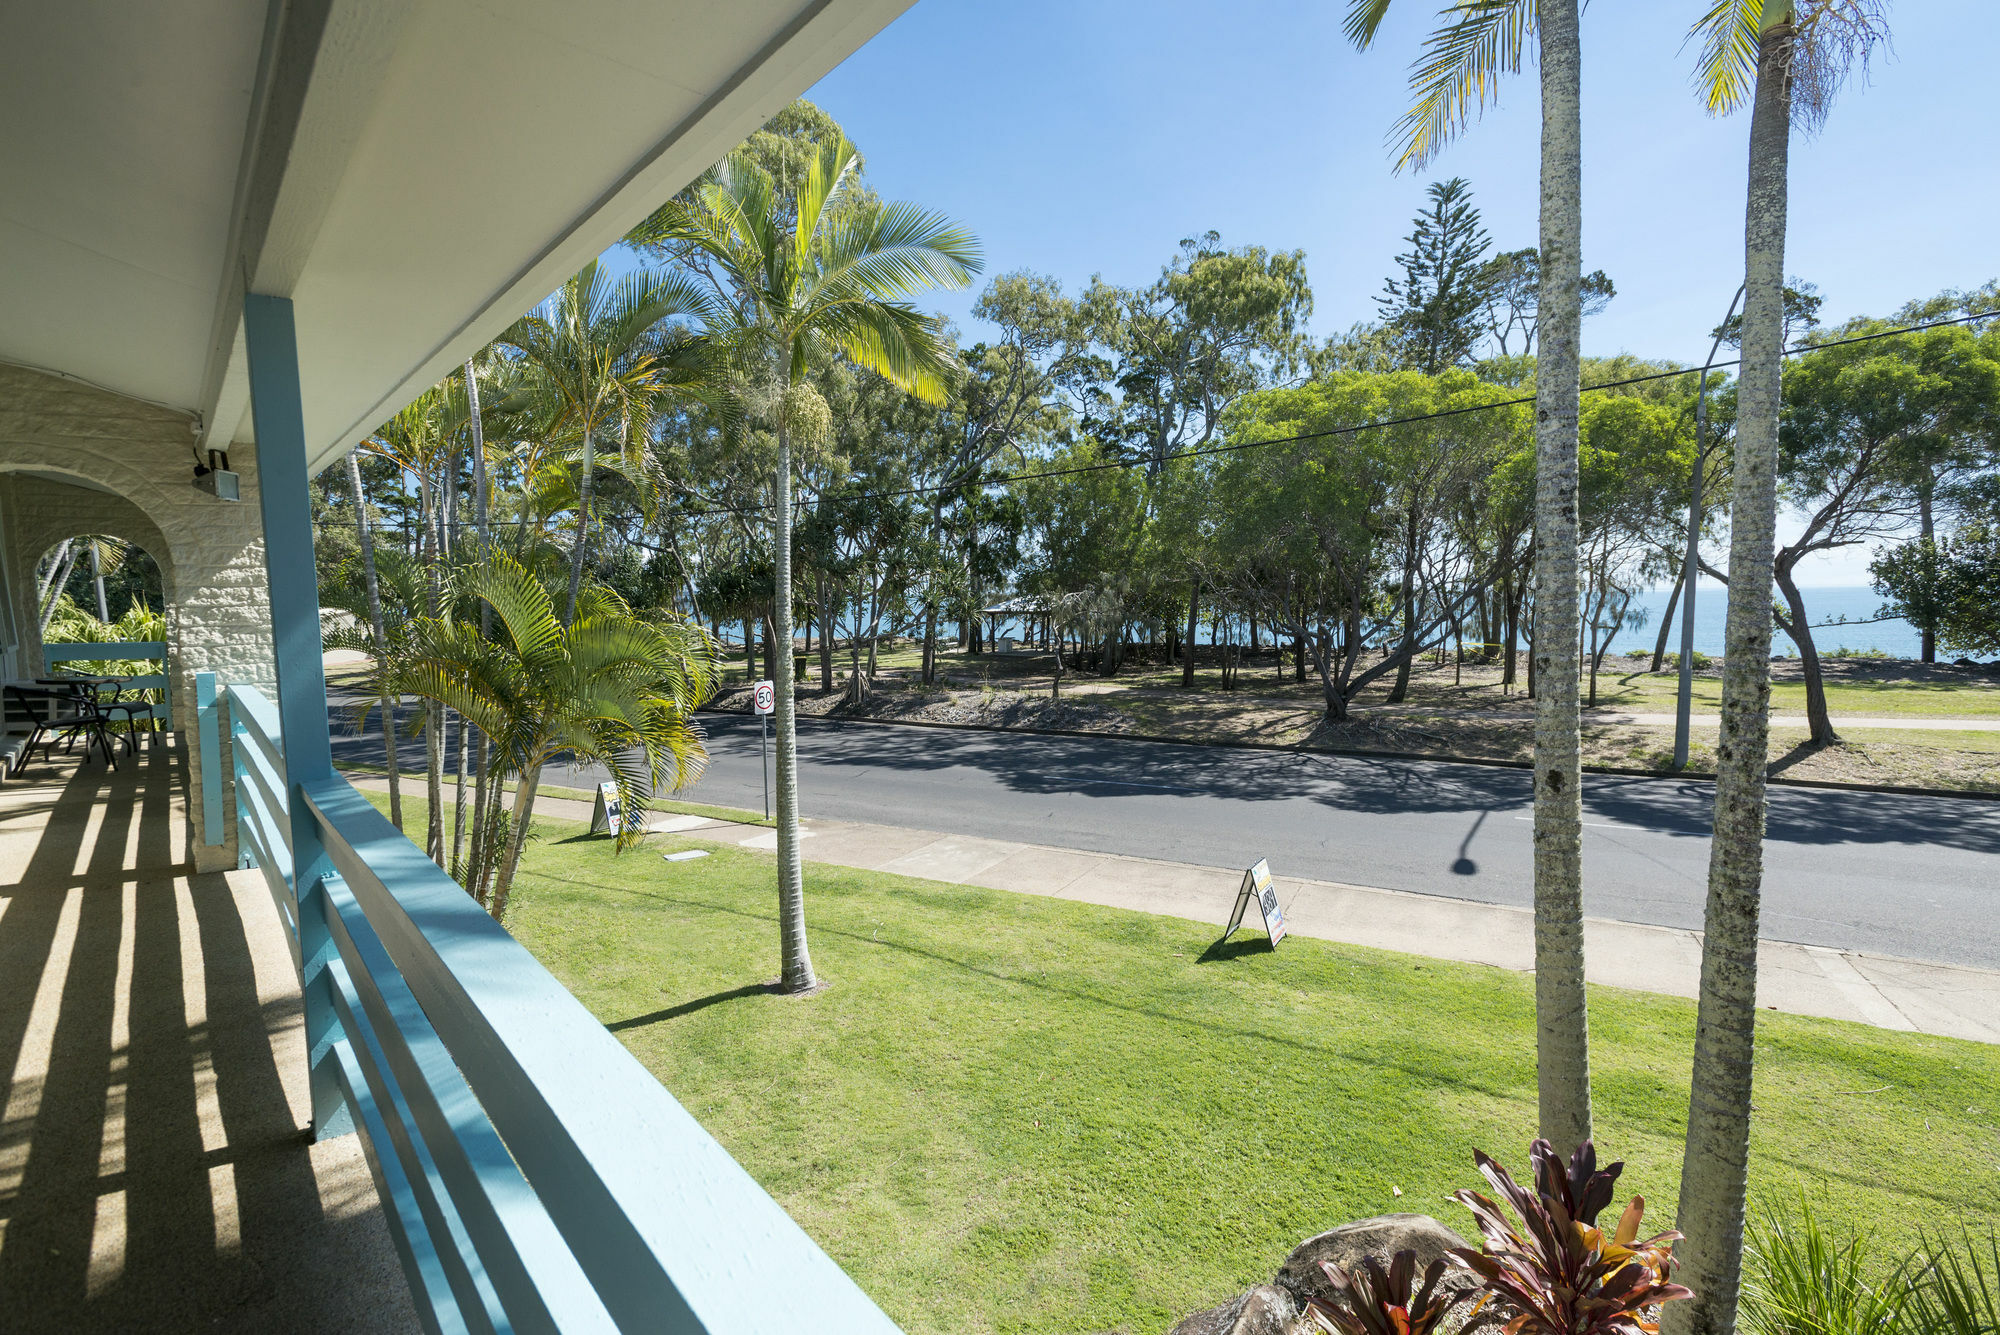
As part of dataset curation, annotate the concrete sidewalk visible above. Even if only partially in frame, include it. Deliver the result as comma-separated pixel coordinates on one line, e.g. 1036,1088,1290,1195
351,777,1999,1046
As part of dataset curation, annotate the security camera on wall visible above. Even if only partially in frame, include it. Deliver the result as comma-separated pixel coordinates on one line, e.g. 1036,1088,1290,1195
193,448,240,501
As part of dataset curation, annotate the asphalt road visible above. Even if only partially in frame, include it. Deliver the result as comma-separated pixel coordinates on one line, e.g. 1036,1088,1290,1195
331,702,2000,971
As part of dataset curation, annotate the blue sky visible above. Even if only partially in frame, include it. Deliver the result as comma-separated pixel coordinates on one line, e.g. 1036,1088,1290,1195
614,1,2000,585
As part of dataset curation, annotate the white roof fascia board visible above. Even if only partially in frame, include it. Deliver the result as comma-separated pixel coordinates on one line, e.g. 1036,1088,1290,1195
307,0,912,475
200,0,419,449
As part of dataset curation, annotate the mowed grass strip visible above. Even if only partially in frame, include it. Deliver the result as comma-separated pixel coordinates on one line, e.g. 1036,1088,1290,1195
372,796,2000,1335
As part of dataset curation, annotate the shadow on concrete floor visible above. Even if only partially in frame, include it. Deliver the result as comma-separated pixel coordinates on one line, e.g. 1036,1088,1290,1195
0,740,417,1332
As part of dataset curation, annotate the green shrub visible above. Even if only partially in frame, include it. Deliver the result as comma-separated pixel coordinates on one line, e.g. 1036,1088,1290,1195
1742,1198,2000,1335
1742,1200,1912,1334
1659,650,1714,671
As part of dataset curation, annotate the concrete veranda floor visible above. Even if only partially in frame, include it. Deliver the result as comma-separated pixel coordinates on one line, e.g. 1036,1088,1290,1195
0,735,416,1332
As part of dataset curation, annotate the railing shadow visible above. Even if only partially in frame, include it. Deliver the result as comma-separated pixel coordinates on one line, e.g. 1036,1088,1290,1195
0,748,414,1332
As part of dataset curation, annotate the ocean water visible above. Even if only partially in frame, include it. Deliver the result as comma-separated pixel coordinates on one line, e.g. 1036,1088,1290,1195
1624,583,1921,660
799,584,1925,660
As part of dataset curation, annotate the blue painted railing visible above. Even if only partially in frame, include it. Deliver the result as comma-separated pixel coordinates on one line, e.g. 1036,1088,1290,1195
44,639,171,728
209,679,900,1334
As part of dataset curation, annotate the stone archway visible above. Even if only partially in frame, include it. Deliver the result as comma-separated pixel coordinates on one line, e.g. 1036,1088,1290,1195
7,484,179,677
0,362,280,869
28,531,168,630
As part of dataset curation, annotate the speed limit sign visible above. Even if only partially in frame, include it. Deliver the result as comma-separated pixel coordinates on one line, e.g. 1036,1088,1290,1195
753,680,775,715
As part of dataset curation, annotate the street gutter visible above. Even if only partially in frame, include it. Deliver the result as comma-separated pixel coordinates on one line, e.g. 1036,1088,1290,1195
696,704,2000,803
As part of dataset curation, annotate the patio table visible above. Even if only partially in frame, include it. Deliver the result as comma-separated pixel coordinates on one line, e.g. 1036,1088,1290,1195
32,675,158,754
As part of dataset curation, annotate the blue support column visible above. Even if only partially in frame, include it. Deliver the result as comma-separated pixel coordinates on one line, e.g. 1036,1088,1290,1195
196,671,224,847
243,292,350,1138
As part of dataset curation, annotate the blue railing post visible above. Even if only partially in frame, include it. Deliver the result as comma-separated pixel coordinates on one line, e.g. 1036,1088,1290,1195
196,671,223,848
243,291,349,1138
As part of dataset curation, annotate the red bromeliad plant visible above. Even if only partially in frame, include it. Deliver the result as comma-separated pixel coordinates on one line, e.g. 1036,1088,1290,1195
1449,1139,1693,1335
1304,1250,1460,1335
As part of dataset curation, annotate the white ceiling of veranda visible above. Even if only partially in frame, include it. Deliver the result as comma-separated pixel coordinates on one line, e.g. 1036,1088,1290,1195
0,0,913,475
0,2,268,417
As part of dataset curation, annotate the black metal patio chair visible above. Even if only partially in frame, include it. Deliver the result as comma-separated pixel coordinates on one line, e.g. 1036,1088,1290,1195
7,683,117,775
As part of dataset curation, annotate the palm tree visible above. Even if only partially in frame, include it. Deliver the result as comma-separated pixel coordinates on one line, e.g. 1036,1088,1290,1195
1667,6,1888,1332
397,554,717,919
631,134,980,992
499,258,713,625
345,450,405,829
363,388,465,865
1345,0,1593,1151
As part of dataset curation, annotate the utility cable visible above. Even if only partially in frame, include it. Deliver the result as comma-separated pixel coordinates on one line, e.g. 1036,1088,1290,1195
494,307,2000,522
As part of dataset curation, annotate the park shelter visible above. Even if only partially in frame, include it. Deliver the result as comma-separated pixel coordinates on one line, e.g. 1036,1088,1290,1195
0,2,915,1330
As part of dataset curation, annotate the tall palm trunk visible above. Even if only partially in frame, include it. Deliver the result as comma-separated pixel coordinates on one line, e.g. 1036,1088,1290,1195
771,368,817,993
38,545,77,632
347,452,402,829
419,467,445,866
565,428,594,625
1666,23,1792,1331
37,538,72,612
1530,0,1592,1153
90,544,110,621
489,765,544,922
465,358,493,891
443,456,470,872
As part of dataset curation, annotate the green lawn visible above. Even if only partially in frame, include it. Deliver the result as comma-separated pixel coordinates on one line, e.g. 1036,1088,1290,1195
1592,668,2000,719
369,795,2000,1334
338,767,773,827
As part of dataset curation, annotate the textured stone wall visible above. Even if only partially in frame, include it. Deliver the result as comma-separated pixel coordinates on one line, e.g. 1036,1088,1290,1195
0,363,278,870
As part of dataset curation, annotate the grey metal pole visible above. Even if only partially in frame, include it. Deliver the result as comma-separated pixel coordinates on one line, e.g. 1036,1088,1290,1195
1674,284,1746,770
760,712,770,822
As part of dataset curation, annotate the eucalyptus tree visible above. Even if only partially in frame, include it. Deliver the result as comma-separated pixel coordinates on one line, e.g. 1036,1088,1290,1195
1217,371,1528,716
1081,235,1310,678
1476,247,1616,358
630,133,979,994
1346,0,1595,1153
1765,322,2000,735
1669,5,1891,1331
904,274,1091,679
499,257,714,625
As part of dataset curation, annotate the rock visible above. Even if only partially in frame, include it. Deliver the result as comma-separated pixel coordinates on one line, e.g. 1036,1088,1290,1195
1274,1213,1477,1312
1167,1283,1302,1335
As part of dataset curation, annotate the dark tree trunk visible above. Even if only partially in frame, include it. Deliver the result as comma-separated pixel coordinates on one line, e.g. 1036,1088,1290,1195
1182,583,1198,688
1387,507,1419,703
1774,562,1838,746
1503,563,1521,689
1652,567,1686,672
818,573,836,691
1919,490,1937,663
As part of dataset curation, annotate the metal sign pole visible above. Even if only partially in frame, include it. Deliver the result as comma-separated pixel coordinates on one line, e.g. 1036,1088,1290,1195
760,712,769,822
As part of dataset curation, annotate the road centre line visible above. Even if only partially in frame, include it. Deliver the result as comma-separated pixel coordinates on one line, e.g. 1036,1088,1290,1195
1513,815,1653,833
1077,777,1198,792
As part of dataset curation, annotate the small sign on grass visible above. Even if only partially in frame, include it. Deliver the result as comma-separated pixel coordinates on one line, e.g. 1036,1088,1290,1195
1221,857,1286,947
591,781,623,836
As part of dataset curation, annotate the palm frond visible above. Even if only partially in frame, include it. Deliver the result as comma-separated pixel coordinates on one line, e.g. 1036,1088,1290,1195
1343,0,1399,48
1389,0,1532,171
464,554,563,663
808,302,958,403
1688,0,1766,116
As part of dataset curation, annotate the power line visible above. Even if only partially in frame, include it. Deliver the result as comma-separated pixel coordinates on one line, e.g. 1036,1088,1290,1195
570,307,2000,522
